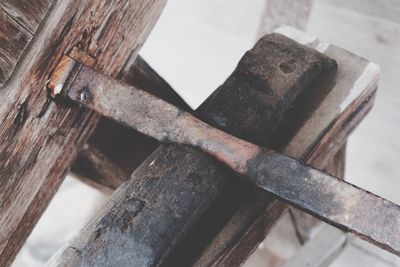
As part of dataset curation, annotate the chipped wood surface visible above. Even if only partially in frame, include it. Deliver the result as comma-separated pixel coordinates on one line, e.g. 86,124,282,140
0,7,32,86
0,0,53,86
0,0,53,33
0,1,165,266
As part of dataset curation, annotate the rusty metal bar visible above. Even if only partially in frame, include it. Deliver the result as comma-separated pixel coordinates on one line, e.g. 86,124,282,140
50,55,400,256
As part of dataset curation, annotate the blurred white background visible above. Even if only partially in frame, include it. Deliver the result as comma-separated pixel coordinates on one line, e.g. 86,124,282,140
12,0,400,266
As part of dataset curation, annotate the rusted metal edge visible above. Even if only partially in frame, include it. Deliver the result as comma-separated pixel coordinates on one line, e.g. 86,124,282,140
50,55,400,256
47,47,96,98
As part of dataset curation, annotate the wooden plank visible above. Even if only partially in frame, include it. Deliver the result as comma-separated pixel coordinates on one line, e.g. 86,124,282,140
0,1,166,266
50,32,337,266
0,0,54,87
72,144,130,194
0,8,31,86
258,0,315,36
0,0,53,33
190,27,379,266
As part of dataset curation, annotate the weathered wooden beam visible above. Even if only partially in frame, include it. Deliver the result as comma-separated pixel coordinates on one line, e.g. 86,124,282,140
72,144,130,194
0,0,54,86
188,27,379,266
0,8,32,86
49,32,338,266
0,0,53,34
0,1,165,266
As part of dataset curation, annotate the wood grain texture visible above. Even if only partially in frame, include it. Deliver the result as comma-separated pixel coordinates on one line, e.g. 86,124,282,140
0,8,32,86
0,1,165,266
55,33,337,266
72,144,130,194
0,0,54,86
0,0,53,33
190,27,379,266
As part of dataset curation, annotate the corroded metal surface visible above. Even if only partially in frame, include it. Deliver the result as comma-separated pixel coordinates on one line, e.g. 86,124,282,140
250,151,400,255
50,55,400,256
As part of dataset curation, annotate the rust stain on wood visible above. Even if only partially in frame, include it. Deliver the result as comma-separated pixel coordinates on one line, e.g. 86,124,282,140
47,55,77,97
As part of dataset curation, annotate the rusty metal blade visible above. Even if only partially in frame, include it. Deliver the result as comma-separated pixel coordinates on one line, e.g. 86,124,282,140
51,56,400,256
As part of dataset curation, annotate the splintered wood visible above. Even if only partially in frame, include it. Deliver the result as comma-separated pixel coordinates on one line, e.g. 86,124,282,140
0,0,54,86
